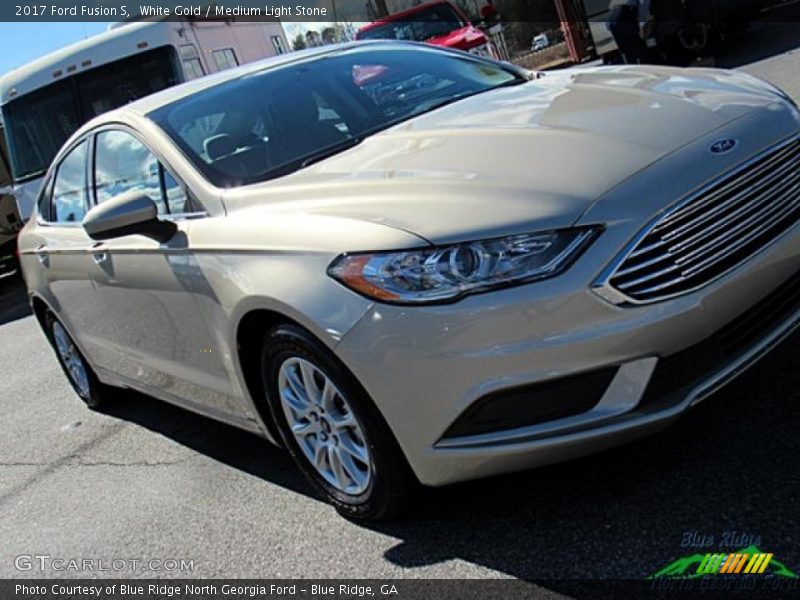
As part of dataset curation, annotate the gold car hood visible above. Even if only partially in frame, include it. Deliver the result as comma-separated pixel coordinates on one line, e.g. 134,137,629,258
228,66,786,245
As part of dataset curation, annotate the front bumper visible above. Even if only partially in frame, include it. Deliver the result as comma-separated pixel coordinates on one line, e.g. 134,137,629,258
335,219,800,486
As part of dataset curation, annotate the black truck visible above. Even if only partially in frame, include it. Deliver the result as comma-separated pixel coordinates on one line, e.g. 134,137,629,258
583,0,779,63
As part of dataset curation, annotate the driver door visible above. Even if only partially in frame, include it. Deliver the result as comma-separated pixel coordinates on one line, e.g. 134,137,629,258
86,127,241,415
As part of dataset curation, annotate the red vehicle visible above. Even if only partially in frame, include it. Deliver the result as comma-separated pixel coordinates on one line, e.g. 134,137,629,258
356,0,498,59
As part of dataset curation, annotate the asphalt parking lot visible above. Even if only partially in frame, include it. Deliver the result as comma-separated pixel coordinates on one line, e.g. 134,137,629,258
0,12,799,593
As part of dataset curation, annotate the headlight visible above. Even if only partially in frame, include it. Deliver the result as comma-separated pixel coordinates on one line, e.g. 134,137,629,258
328,228,598,304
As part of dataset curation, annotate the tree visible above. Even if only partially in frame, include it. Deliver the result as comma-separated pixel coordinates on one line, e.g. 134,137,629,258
335,21,360,42
306,30,323,46
321,26,338,44
292,33,307,51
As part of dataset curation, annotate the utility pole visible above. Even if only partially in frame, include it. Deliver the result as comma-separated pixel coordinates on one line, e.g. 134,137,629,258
553,0,592,63
374,0,390,17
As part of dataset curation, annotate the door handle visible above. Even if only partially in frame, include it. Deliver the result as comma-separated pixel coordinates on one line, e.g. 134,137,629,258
34,244,48,265
90,242,108,265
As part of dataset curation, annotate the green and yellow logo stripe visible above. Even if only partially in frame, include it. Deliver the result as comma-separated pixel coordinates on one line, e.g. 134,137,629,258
697,552,773,574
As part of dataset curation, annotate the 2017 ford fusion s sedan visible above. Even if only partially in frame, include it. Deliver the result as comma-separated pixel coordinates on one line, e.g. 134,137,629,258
18,41,800,520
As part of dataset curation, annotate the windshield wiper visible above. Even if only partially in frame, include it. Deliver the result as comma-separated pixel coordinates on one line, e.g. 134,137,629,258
300,137,364,168
414,78,527,116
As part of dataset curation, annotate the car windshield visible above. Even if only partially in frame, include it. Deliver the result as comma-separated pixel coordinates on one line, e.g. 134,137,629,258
356,4,466,42
149,46,522,188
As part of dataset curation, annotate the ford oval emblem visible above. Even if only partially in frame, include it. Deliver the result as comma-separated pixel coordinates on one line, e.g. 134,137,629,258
709,138,738,154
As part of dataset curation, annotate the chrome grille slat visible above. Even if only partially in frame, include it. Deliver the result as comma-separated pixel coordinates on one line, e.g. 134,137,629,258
607,136,800,303
626,146,800,260
628,274,693,297
669,172,800,261
620,189,800,294
660,153,800,242
681,194,800,278
613,251,674,278
628,238,667,259
616,263,682,290
674,185,800,271
651,141,800,233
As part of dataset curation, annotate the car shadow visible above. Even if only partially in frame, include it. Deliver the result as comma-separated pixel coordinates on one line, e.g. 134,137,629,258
99,389,315,498
0,274,31,326
95,327,800,584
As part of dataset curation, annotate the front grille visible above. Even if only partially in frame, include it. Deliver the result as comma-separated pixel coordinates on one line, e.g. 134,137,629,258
609,136,800,303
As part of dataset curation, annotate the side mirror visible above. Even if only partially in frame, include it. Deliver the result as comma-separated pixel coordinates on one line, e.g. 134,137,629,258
82,191,176,243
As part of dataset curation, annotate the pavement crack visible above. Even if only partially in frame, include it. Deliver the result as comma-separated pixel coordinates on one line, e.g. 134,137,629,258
0,421,128,508
70,458,189,467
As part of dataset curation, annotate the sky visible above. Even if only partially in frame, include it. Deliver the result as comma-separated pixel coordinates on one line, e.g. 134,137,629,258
0,23,113,74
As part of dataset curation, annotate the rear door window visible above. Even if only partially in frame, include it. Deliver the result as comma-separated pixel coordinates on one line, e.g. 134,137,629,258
51,141,89,224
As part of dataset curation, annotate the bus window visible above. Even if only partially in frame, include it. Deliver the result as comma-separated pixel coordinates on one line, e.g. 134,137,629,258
1,46,180,185
179,44,205,80
212,48,239,71
1,79,80,183
78,46,180,119
0,125,11,188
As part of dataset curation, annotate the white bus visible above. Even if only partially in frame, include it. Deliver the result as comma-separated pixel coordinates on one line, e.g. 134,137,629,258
0,117,11,205
0,115,19,277
0,17,290,222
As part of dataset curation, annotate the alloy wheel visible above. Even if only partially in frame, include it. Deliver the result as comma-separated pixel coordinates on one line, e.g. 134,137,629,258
52,321,91,399
277,357,372,495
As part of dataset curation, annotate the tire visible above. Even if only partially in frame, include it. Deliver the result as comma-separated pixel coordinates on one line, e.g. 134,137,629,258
261,324,417,521
45,312,110,409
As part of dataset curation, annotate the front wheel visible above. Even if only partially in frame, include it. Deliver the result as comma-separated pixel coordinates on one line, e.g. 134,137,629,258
261,324,417,521
46,312,110,409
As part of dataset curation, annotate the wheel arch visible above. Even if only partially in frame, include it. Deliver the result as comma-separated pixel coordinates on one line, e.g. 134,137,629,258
30,294,50,333
234,306,317,444
232,295,373,448
28,292,103,378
